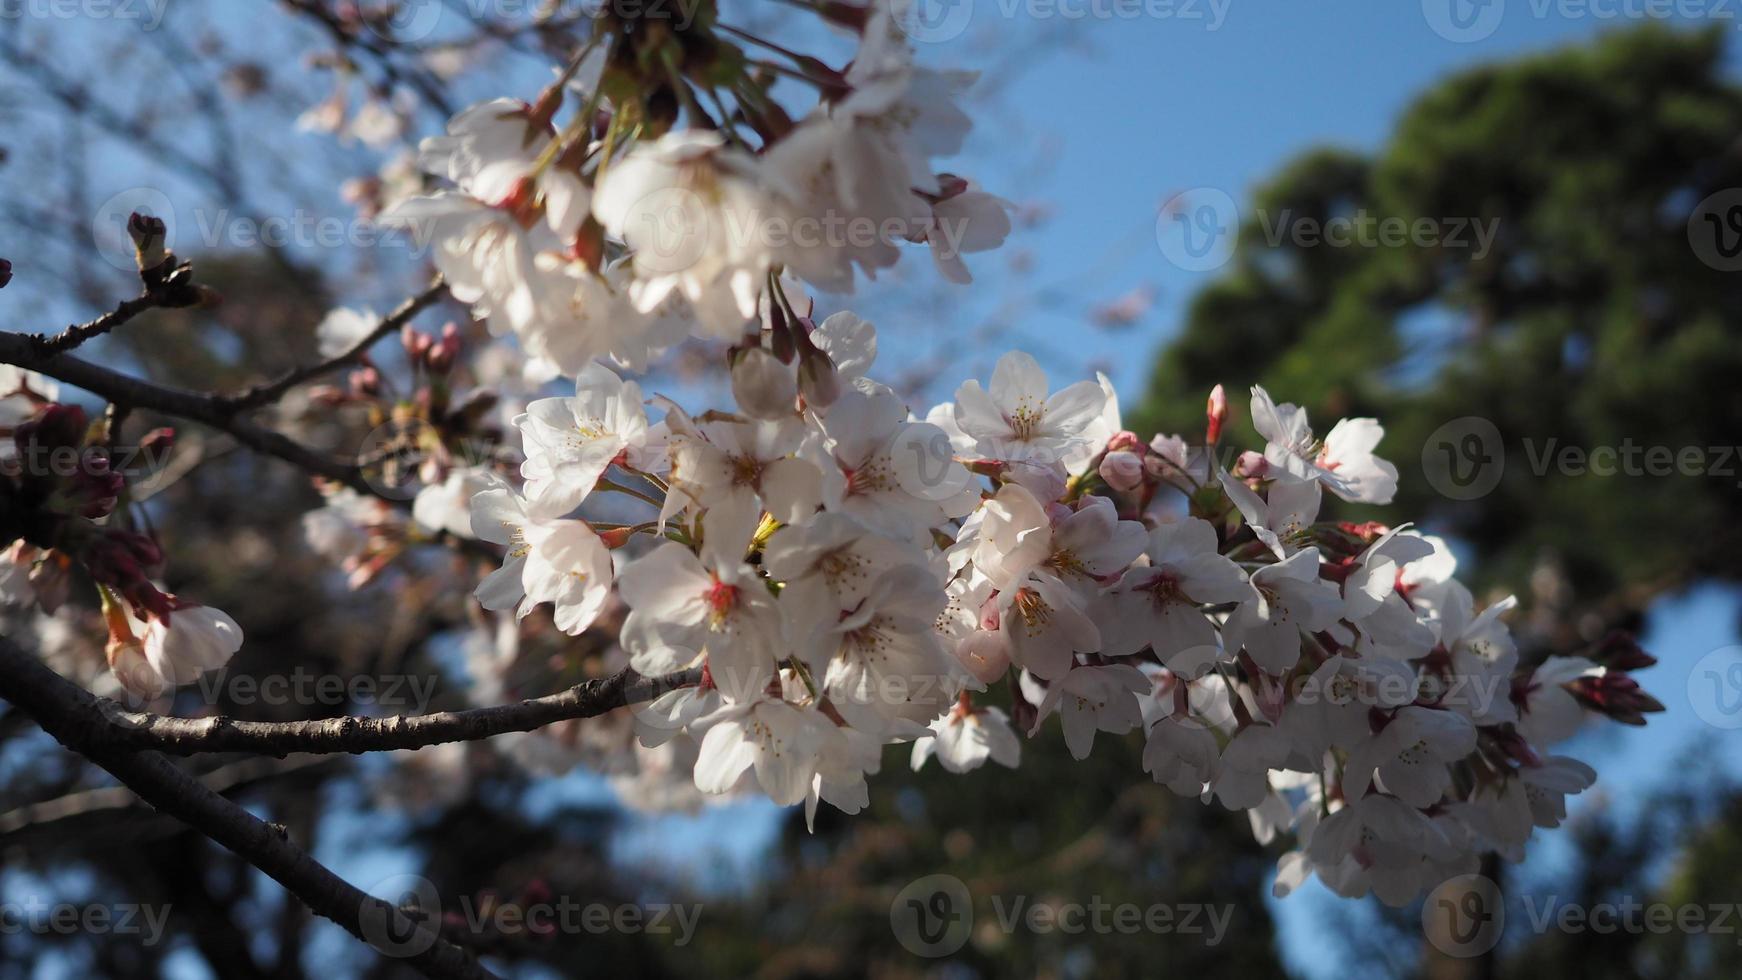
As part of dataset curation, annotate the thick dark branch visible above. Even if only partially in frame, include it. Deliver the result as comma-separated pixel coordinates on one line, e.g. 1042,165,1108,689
0,328,373,491
0,755,336,837
0,636,499,980
0,317,503,561
95,667,702,757
219,278,448,413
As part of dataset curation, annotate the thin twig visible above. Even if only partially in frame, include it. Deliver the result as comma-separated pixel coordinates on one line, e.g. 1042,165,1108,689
219,278,448,413
33,290,163,354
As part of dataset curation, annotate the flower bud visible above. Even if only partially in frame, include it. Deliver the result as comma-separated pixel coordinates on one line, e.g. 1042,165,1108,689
1098,450,1144,491
427,326,461,375
1590,631,1656,671
1233,450,1270,480
730,347,798,420
596,526,636,549
796,342,840,409
101,588,164,701
1106,430,1144,453
1206,384,1228,445
352,367,381,399
956,629,1011,686
1570,673,1665,726
402,324,432,363
128,212,170,273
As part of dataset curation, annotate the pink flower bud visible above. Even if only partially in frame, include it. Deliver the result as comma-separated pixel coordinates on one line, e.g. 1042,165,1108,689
796,342,840,409
1206,384,1228,444
1234,450,1269,480
1099,450,1144,491
1107,430,1144,453
352,367,381,398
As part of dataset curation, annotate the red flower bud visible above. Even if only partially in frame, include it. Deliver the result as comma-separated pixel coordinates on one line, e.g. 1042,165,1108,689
1206,384,1228,445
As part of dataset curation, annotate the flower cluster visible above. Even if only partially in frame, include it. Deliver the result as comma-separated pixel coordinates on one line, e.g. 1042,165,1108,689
0,0,1664,915
283,1,1671,905
379,1,1010,383
1,373,242,701
440,307,1658,902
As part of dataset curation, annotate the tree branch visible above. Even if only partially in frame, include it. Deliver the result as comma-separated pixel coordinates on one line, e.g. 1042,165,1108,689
0,635,499,980
0,328,370,489
34,289,164,354
218,278,448,413
92,667,702,757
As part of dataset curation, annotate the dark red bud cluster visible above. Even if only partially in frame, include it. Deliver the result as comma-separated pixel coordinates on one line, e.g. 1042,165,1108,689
13,405,124,520
1588,630,1657,671
84,527,171,621
1569,672,1665,726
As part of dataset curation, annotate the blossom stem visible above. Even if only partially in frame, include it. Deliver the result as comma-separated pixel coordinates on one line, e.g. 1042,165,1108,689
595,476,665,510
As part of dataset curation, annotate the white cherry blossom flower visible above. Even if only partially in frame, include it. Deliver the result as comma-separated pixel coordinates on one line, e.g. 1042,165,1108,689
1516,656,1601,746
413,465,496,540
1342,706,1477,808
1030,663,1149,760
618,500,783,702
518,362,652,516
663,406,821,527
1098,517,1251,678
811,312,877,382
692,694,842,806
911,701,1021,774
1219,469,1322,559
796,565,962,735
593,130,783,338
1143,716,1222,796
1249,385,1398,504
953,351,1107,473
1342,527,1437,657
1223,547,1344,675
763,512,928,649
1210,724,1295,810
812,384,974,542
116,604,244,701
315,307,380,358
